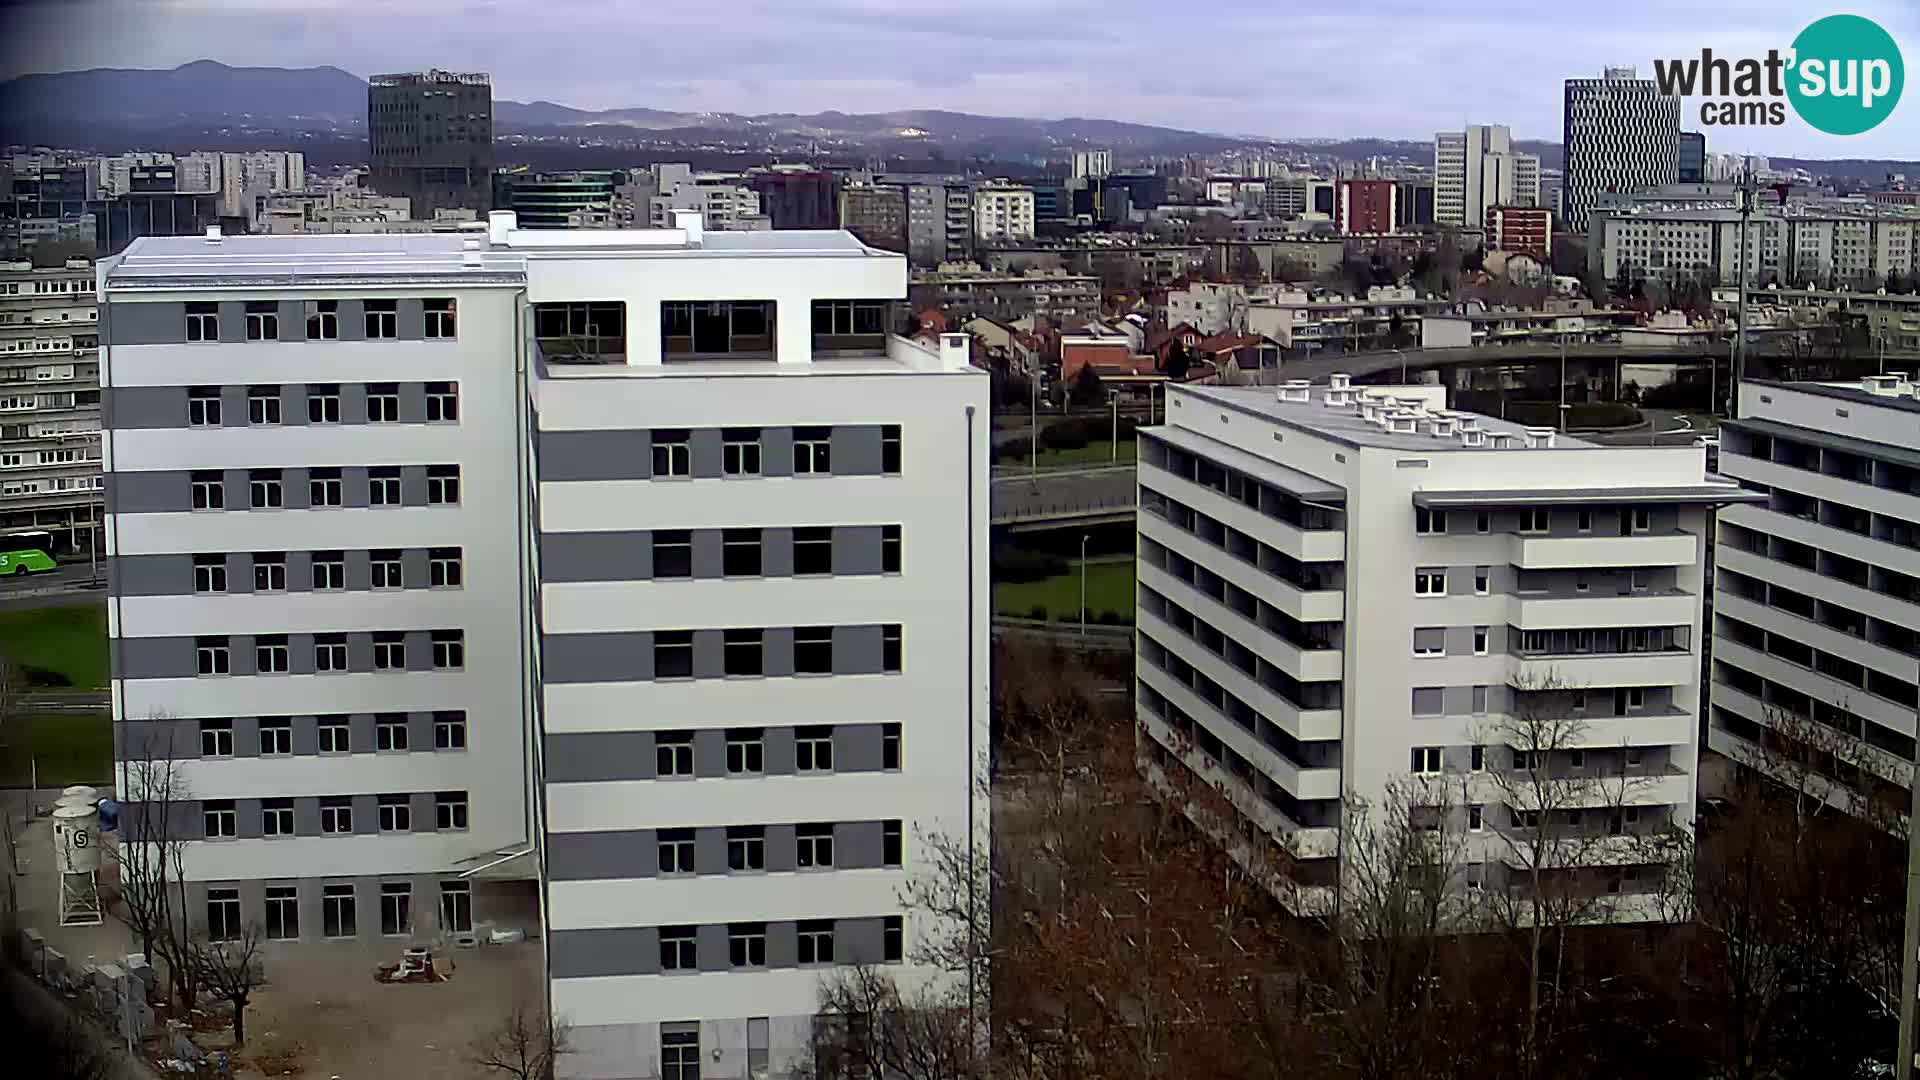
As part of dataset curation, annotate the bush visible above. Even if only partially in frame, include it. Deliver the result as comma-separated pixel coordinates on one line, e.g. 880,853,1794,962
1096,611,1126,626
1039,415,1138,450
20,665,71,688
993,548,1069,584
1027,605,1048,622
1644,380,1711,410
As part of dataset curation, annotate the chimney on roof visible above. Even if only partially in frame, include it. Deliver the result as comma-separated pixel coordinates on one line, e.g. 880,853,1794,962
673,209,705,245
203,225,222,245
461,237,482,267
1276,379,1311,404
487,210,516,246
1524,426,1556,449
1328,372,1352,391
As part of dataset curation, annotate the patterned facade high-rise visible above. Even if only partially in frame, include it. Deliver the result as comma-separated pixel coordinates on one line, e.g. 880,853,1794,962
1562,68,1680,233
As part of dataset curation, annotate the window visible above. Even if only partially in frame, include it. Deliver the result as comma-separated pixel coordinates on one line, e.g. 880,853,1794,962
658,829,695,874
653,530,692,578
207,888,241,941
654,631,693,679
247,715,290,756
369,467,402,505
1569,749,1586,769
307,383,340,423
429,547,463,588
1513,750,1536,772
723,628,762,676
314,634,348,672
364,299,398,338
794,527,833,575
1474,566,1490,595
662,1027,700,1080
440,881,472,934
723,529,762,577
883,624,902,673
1630,507,1651,533
798,920,835,965
308,464,346,506
373,632,406,671
797,823,835,868
366,383,400,423
1576,509,1592,533
370,549,403,589
1472,685,1489,715
1520,508,1550,534
1473,626,1489,655
1571,690,1588,713
1414,568,1446,595
193,554,227,594
378,795,412,832
432,630,465,670
796,726,834,772
722,428,761,476
203,800,237,839
1470,745,1485,771
200,718,233,757
377,714,410,751
795,627,834,673
884,915,904,963
380,882,412,936
322,883,356,937
191,470,225,510
248,469,283,509
1624,687,1645,710
883,820,903,867
883,723,901,770
1412,628,1444,657
882,525,901,573
651,430,690,477
434,711,468,750
1475,512,1490,534
312,551,345,590
305,300,339,340
427,465,460,505
318,716,350,754
727,825,765,871
794,426,832,474
656,731,694,777
1469,805,1484,832
196,635,230,676
265,886,298,939
729,923,767,968
1415,507,1446,535
435,791,468,830
814,299,887,338
263,795,291,837
882,424,901,474
424,298,456,338
426,381,458,421
185,302,219,342
253,633,290,674
1410,747,1443,774
727,729,764,775
247,385,281,425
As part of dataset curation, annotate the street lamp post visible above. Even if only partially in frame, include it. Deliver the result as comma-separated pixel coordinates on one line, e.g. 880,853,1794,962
1029,369,1039,483
1079,533,1090,639
1110,392,1119,463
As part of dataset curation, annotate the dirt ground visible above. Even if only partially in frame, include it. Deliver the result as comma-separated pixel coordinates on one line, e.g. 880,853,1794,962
212,938,543,1080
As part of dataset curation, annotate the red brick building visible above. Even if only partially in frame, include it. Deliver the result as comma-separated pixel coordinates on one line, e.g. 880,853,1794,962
1337,180,1398,235
1488,205,1552,259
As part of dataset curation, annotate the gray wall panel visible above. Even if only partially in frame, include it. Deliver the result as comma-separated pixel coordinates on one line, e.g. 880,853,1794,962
691,629,724,680
762,528,794,576
765,824,797,872
105,385,186,429
541,532,650,582
689,428,724,479
543,632,652,684
550,927,657,979
108,470,191,515
105,302,185,345
117,635,197,680
538,431,651,482
837,725,884,772
694,828,727,878
545,731,655,783
836,821,883,869
838,917,885,965
833,425,884,475
112,554,189,596
696,923,729,972
692,728,726,779
763,627,794,678
762,427,794,478
547,830,654,881
397,299,425,341
763,726,796,775
835,624,884,675
833,526,884,575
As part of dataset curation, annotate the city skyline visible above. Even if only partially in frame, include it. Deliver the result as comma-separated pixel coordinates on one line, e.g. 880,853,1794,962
4,0,1916,159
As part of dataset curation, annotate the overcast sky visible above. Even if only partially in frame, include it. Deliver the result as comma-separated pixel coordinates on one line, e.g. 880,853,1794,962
4,0,1918,158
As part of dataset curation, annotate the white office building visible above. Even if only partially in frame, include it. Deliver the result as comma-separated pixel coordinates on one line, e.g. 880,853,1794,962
101,212,989,1080
972,185,1036,246
1711,376,1920,815
0,257,103,548
1072,149,1113,180
1135,378,1755,915
648,175,768,232
1562,67,1680,233
1433,125,1540,229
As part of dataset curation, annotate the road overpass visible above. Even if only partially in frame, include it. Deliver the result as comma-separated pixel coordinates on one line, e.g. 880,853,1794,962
1253,342,1738,384
991,465,1137,529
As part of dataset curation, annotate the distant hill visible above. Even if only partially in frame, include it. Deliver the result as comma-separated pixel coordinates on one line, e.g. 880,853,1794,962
0,59,369,131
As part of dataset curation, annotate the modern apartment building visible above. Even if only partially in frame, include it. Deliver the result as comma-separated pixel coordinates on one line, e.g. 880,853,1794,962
649,175,768,232
1135,378,1755,914
367,70,494,217
1710,376,1920,815
1433,124,1540,229
100,212,988,1080
838,183,908,254
1562,68,1680,233
972,184,1036,246
0,256,102,547
1593,201,1920,289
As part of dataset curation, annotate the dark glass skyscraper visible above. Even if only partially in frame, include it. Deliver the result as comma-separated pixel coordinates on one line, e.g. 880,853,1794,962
367,70,494,218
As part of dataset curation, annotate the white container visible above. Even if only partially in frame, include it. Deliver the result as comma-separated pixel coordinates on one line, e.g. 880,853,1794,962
62,785,98,801
52,803,101,873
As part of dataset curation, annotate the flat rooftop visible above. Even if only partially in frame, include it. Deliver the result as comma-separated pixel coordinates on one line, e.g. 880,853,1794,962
1182,384,1603,453
1747,377,1920,415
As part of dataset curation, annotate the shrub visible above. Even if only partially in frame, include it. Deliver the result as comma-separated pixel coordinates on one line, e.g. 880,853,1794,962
993,548,1069,584
20,665,71,688
1096,611,1125,626
1027,605,1048,622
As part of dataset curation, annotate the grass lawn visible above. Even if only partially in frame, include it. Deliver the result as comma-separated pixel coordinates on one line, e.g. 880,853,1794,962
0,601,109,689
0,711,112,788
1014,439,1138,470
995,557,1136,623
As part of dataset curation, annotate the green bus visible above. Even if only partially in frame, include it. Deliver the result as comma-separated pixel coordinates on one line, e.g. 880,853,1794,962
0,530,57,575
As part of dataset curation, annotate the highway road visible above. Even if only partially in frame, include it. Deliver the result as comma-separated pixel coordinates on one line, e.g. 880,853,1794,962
0,562,107,608
991,465,1136,525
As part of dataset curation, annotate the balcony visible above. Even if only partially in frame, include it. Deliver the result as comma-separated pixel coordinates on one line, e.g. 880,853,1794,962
1509,532,1698,569
1509,591,1696,630
1139,609,1343,742
1140,468,1344,564
1140,514,1345,623
1138,703,1343,845
1138,560,1342,683
1511,650,1696,689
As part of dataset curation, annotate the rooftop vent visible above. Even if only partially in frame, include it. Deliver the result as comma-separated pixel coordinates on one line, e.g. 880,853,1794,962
1276,380,1311,404
203,225,222,245
673,209,705,245
1490,432,1519,449
487,210,516,246
1328,372,1352,391
1387,411,1418,434
1395,395,1429,417
1524,426,1557,449
1863,374,1903,396
1322,387,1354,409
1430,416,1457,437
1461,428,1487,447
461,237,482,267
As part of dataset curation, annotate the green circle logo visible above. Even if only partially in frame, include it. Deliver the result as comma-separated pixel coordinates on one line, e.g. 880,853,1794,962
1788,14,1904,135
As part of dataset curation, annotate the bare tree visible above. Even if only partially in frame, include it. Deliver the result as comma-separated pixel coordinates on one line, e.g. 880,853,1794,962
192,922,266,1046
470,995,573,1080
802,965,981,1080
107,721,199,1011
